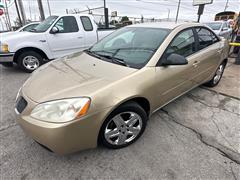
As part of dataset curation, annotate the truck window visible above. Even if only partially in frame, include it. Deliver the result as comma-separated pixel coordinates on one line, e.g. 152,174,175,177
55,16,79,33
80,16,93,31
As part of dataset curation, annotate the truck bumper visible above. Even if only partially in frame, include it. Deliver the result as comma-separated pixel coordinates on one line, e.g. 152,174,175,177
0,52,14,63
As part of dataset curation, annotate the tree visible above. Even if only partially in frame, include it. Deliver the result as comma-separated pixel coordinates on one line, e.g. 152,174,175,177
110,20,118,25
121,16,129,22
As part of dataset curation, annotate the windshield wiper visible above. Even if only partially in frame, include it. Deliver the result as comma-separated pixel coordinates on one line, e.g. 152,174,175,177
110,47,157,52
97,54,128,67
87,50,128,67
84,49,105,60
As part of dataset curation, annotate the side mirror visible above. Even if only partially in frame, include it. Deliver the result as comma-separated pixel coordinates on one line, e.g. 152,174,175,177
222,27,228,31
51,26,59,34
161,53,188,66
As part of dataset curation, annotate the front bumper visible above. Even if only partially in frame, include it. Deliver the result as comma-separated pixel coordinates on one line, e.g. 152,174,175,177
0,52,14,63
15,94,112,155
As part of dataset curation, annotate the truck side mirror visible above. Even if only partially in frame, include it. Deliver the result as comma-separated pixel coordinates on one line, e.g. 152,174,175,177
51,26,59,34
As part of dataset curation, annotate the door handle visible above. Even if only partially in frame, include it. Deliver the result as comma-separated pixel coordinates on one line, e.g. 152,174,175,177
77,36,83,39
192,61,199,67
217,49,223,54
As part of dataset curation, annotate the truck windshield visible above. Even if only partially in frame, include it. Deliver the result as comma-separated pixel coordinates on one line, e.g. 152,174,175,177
31,16,59,32
89,27,170,69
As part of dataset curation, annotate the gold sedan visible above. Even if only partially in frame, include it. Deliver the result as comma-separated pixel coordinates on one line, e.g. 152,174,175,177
15,22,229,154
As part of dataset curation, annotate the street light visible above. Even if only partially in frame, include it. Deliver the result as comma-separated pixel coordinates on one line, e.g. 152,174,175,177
175,0,181,23
47,0,52,16
103,0,109,28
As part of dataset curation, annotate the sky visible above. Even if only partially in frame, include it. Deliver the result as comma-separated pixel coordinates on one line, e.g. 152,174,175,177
1,0,239,30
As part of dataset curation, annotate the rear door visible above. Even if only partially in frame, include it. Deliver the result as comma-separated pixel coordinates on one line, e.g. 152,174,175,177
46,16,85,58
191,27,222,85
80,16,98,47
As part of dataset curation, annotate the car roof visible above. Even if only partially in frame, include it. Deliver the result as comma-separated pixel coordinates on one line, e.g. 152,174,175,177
204,21,225,24
129,22,203,30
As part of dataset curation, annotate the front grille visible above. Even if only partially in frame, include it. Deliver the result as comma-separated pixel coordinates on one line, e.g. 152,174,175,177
16,96,28,114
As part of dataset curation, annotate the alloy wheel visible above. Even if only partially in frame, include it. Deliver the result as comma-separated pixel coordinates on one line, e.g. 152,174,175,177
104,112,143,146
213,64,224,84
23,56,40,71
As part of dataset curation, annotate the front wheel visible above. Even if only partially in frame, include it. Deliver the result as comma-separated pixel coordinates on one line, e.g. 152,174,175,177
17,51,43,73
99,102,147,149
204,61,226,87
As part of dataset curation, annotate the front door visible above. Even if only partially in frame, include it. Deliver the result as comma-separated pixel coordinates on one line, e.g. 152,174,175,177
46,16,85,59
154,28,198,108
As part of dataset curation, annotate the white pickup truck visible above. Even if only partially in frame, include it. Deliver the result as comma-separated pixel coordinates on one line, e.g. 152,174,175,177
0,14,114,72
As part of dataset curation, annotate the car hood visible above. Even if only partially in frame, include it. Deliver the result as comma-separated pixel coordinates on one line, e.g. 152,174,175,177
22,52,137,103
1,31,44,43
212,30,220,35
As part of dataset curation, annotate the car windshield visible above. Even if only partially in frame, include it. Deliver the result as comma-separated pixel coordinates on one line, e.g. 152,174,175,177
31,16,58,32
88,27,170,69
205,22,222,30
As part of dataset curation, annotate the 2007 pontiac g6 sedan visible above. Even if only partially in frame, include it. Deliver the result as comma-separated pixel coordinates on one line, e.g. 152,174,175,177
15,22,229,154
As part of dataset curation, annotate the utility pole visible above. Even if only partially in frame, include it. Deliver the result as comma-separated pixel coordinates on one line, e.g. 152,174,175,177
18,0,26,25
103,0,109,28
175,0,181,23
37,0,45,21
46,0,52,16
167,8,170,21
197,4,205,22
224,0,229,11
14,0,22,26
4,0,11,30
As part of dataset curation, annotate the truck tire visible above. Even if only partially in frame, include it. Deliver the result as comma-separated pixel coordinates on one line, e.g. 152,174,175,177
17,51,43,73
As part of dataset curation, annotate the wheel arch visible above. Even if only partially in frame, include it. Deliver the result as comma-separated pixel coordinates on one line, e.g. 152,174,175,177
222,58,228,65
97,96,151,145
13,47,49,63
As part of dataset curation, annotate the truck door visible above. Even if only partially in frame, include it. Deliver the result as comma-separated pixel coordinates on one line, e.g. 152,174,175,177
79,16,98,47
46,16,85,59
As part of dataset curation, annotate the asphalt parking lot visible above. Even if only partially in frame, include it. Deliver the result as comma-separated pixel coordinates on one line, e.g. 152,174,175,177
0,63,239,179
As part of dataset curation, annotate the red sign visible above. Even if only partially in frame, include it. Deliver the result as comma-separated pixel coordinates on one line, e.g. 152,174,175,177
0,9,4,16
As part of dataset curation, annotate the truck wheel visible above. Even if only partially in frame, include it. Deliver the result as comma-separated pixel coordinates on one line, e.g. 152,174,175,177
17,51,43,73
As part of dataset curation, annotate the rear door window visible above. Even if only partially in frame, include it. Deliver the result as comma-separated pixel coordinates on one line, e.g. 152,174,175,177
195,27,219,50
80,16,93,31
165,29,196,58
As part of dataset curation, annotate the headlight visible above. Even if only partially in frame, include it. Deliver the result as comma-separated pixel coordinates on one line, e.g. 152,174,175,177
31,98,91,123
1,43,9,53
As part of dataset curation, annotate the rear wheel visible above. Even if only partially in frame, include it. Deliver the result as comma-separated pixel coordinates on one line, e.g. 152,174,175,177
205,61,226,87
99,102,147,149
17,51,43,73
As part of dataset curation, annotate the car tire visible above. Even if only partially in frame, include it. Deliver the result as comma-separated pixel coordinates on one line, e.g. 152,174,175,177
204,61,226,87
17,51,43,73
99,102,147,149
1,62,13,67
